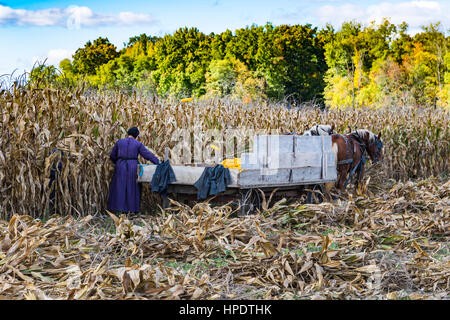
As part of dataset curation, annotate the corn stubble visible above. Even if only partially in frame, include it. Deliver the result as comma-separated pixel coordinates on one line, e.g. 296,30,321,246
0,87,448,299
0,178,448,299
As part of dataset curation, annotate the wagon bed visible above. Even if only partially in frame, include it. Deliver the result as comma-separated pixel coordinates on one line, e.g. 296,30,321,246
137,135,337,214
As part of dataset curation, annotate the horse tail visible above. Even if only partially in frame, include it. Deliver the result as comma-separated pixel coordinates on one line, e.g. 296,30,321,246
331,134,339,160
332,141,338,167
323,135,340,193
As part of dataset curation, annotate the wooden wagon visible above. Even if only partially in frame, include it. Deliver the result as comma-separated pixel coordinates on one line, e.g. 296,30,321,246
138,135,337,215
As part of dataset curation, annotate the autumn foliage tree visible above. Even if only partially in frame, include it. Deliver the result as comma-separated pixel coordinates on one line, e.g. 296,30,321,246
51,20,448,108
323,20,449,109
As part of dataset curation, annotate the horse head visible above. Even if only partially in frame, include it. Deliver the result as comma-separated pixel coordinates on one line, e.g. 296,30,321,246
356,130,383,163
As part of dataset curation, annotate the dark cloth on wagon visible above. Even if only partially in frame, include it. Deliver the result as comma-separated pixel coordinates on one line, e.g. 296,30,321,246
150,160,176,195
193,165,231,200
108,137,159,213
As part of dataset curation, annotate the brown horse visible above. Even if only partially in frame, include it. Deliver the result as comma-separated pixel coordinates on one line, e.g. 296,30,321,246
331,129,383,192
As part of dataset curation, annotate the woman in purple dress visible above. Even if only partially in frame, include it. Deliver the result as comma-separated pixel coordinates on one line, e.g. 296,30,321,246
107,127,160,213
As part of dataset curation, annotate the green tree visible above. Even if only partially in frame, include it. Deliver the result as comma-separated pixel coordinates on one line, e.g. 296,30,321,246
124,33,160,57
273,24,327,103
29,64,58,88
72,37,119,75
152,27,212,97
438,51,450,107
59,58,74,75
210,29,234,60
414,23,448,107
206,59,236,96
324,21,362,108
391,22,414,64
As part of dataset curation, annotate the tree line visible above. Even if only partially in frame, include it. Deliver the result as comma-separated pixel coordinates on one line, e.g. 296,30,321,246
30,19,449,108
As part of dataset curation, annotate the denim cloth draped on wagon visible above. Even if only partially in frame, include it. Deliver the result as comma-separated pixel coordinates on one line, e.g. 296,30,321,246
193,165,231,200
108,137,159,213
150,160,176,196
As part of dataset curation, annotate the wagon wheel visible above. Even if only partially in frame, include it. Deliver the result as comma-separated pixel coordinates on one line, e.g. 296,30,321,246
161,192,179,209
239,188,262,216
306,184,324,204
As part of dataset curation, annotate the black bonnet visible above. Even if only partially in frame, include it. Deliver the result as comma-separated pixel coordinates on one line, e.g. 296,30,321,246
127,127,140,138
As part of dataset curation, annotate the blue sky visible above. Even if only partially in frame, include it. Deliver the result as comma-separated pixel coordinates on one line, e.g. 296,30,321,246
1,0,448,75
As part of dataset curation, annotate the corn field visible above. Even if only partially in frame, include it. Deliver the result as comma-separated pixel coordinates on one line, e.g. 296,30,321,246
0,87,448,218
0,87,449,300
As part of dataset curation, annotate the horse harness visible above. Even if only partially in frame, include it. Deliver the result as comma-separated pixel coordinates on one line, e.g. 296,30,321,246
337,134,353,165
312,125,333,136
336,133,367,187
312,125,320,136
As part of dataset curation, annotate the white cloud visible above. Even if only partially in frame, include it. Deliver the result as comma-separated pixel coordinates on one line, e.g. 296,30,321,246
0,5,65,26
117,11,154,25
316,4,366,25
46,49,74,66
0,4,157,28
315,1,449,32
31,49,74,69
